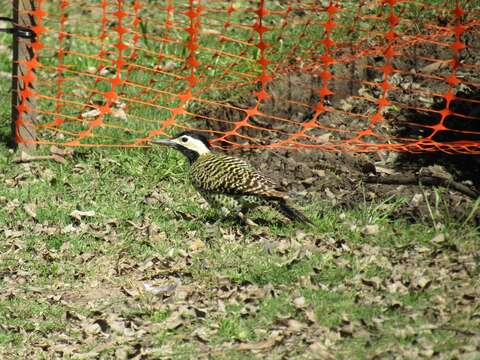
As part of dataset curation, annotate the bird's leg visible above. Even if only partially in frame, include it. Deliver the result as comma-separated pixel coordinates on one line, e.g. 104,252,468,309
237,211,258,227
236,202,259,227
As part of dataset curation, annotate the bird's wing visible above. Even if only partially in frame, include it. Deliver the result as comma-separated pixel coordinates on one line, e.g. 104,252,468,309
191,154,285,198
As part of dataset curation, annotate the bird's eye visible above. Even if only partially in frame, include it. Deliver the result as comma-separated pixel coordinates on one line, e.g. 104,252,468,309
181,137,188,143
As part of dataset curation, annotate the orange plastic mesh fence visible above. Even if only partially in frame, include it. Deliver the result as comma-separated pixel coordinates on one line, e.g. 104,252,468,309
13,0,480,153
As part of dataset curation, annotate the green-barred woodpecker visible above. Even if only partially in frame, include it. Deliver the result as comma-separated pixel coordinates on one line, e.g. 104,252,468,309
151,132,312,225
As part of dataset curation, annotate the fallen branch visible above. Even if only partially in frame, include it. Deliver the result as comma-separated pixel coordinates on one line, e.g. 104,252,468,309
12,146,73,164
13,151,66,164
364,174,479,199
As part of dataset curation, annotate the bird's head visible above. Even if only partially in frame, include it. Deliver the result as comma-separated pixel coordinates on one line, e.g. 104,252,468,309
151,131,212,163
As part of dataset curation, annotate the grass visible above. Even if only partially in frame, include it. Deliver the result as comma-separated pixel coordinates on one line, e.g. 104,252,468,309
0,141,478,358
1,1,480,358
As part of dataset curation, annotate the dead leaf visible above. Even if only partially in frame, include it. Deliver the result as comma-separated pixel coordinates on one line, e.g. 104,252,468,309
5,229,25,240
293,296,307,309
305,308,317,324
411,275,431,290
51,344,76,356
192,327,211,343
361,276,382,289
50,145,74,157
431,233,446,244
73,351,100,359
61,224,78,234
421,60,447,74
302,177,316,186
324,188,336,200
155,60,177,72
237,330,282,351
143,282,178,296
239,304,259,316
111,107,127,120
386,281,408,294
164,312,185,330
114,347,129,360
70,209,96,221
107,315,131,336
308,342,334,358
410,193,423,207
287,319,307,332
24,203,37,219
237,340,274,351
99,67,113,76
40,168,56,181
361,224,379,235
277,248,305,268
313,169,326,177
190,239,206,251
420,165,452,180
82,322,102,335
316,133,332,142
375,165,396,175
81,108,101,119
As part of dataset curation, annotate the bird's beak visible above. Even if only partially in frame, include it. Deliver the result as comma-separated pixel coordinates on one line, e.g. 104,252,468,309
150,139,176,147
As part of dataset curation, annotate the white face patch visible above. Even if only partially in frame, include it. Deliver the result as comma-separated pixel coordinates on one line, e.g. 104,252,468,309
173,135,211,155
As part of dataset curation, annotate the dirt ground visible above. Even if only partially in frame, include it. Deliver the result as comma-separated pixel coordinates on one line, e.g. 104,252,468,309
240,146,480,226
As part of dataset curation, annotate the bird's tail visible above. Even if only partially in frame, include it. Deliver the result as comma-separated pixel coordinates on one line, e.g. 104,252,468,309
277,199,313,225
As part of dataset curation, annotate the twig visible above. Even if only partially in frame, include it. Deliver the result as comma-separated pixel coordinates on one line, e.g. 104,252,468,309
12,151,66,164
12,146,73,164
364,174,479,199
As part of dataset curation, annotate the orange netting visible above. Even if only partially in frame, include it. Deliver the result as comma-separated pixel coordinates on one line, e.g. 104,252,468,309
13,0,480,153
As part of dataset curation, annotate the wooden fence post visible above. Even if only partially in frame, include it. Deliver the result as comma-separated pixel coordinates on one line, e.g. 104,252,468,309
11,0,37,152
